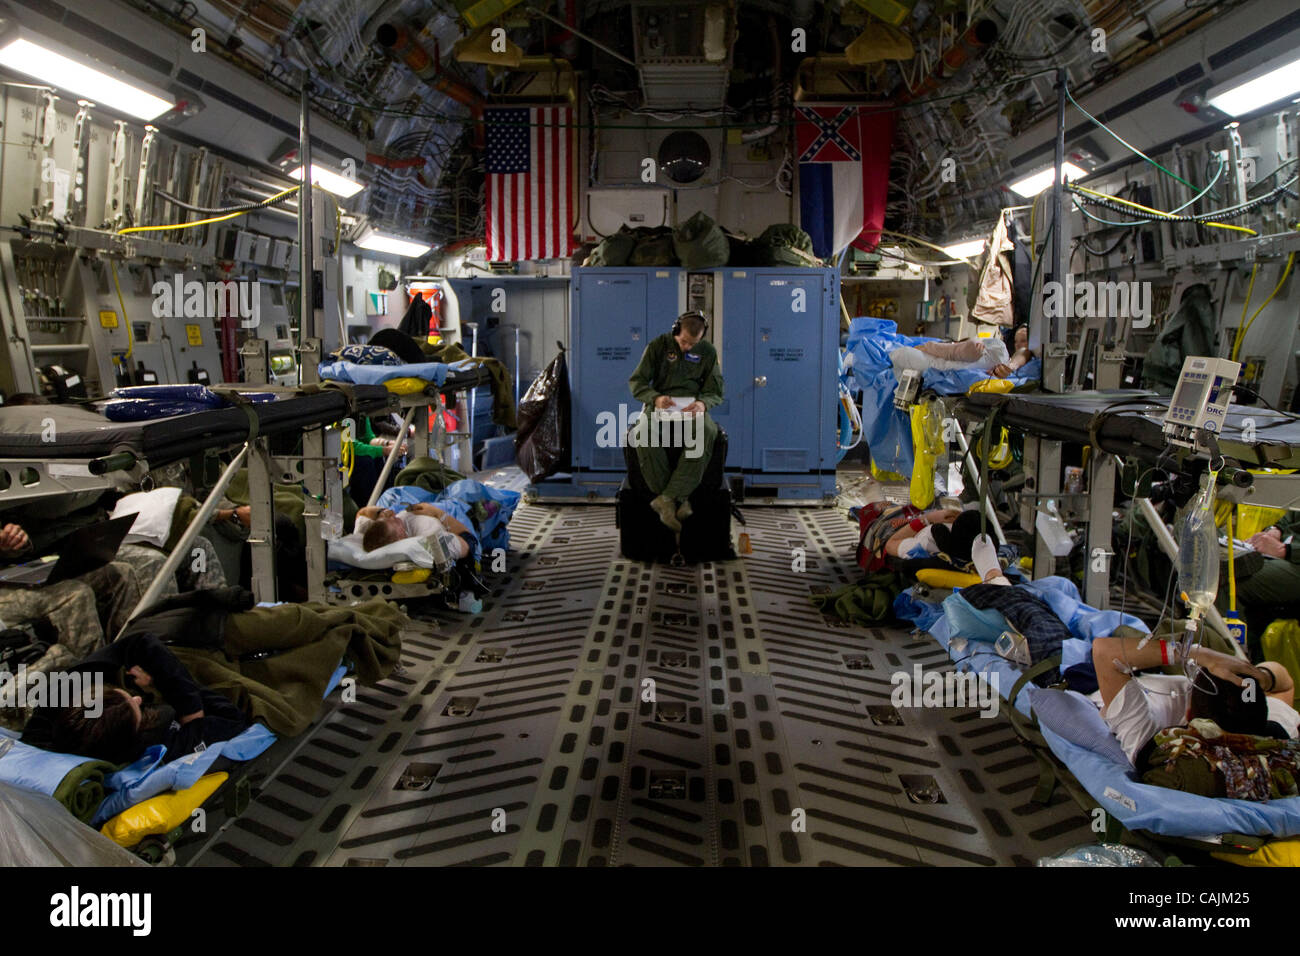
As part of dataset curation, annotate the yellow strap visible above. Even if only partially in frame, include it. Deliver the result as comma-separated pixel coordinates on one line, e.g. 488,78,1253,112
1227,511,1237,612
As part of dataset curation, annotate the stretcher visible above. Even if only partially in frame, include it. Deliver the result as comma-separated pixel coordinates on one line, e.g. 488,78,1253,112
324,480,518,608
952,388,1300,609
842,317,1040,477
0,384,394,504
960,390,1300,471
0,664,346,863
903,577,1300,862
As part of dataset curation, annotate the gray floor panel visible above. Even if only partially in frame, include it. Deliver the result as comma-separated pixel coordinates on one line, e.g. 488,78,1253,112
183,496,1090,867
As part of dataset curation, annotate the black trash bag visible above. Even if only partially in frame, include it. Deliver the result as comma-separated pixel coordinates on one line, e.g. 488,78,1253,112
515,343,571,483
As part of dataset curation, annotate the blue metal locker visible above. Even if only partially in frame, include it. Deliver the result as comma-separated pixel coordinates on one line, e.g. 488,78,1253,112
570,267,680,474
709,270,754,473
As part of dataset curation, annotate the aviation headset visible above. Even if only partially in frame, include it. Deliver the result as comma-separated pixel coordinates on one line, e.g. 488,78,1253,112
671,309,708,337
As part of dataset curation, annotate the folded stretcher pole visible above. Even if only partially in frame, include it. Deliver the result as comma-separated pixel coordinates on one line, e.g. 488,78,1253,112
951,420,1007,546
1135,494,1245,660
116,443,251,637
366,406,418,509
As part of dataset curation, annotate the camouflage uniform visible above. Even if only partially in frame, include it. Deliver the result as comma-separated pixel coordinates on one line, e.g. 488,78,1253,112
0,543,180,731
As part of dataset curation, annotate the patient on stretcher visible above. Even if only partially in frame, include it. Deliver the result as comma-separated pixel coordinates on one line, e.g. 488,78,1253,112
890,326,1034,380
356,503,472,561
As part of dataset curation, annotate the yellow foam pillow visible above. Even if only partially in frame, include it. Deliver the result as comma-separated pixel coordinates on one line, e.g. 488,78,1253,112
391,567,432,584
916,568,982,589
100,772,228,848
383,377,429,395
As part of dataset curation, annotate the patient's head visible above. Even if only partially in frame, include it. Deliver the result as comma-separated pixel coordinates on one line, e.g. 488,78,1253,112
362,509,408,552
50,687,166,764
1186,672,1278,737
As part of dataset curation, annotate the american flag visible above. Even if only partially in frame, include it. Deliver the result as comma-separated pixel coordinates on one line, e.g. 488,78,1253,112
485,106,575,262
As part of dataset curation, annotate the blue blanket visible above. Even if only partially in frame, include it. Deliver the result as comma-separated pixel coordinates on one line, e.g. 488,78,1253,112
922,576,1146,715
6,664,344,826
0,735,106,800
318,360,471,387
1038,721,1300,839
842,317,1038,474
376,480,521,560
91,725,276,825
921,577,1300,838
103,386,276,422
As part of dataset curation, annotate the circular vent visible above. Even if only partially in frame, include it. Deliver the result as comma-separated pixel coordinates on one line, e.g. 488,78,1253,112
658,131,711,184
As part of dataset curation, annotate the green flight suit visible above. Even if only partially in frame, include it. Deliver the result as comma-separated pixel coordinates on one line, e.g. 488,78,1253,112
1216,511,1300,649
627,333,725,500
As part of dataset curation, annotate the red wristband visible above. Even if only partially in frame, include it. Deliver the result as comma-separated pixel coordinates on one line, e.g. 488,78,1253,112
1160,640,1170,666
909,517,926,532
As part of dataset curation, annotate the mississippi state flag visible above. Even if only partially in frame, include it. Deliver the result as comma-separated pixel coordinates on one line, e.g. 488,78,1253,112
796,105,895,258
485,106,576,262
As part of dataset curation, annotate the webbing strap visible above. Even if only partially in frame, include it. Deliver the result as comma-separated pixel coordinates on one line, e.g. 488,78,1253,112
1008,652,1063,707
978,404,1003,538
210,387,260,442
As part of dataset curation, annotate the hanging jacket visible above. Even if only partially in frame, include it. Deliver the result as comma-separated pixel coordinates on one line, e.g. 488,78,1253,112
398,295,433,340
1142,283,1215,391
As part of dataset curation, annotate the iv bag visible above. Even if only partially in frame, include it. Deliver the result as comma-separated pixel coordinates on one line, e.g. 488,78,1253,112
1177,479,1220,617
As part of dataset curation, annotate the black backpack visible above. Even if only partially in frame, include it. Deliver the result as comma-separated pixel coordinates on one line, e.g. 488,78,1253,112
0,621,54,674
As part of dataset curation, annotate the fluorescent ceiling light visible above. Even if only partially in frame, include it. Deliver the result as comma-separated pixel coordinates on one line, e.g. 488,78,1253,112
356,230,431,258
943,238,987,259
1207,53,1300,116
288,164,365,198
1008,161,1087,198
0,37,173,120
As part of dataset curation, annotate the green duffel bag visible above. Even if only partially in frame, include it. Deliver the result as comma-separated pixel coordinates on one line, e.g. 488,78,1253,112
586,227,636,267
673,211,730,269
753,223,820,267
628,227,678,266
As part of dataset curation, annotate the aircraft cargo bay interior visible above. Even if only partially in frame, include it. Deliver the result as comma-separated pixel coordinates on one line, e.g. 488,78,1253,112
1,0,1300,899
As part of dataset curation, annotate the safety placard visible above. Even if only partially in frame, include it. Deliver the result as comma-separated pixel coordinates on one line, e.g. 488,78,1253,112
185,323,203,346
98,310,118,329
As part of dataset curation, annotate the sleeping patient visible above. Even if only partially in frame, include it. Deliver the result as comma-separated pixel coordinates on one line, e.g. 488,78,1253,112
355,503,473,561
891,327,1035,380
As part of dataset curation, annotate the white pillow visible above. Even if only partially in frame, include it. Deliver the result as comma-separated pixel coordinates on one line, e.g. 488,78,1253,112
110,487,182,547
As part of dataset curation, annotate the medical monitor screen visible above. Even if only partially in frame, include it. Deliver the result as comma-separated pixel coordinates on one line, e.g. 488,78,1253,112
1172,376,1208,416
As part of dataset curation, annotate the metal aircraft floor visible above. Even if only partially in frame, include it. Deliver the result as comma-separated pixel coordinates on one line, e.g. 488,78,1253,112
179,479,1091,867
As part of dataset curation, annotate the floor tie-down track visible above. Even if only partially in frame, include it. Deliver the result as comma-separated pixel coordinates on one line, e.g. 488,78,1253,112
179,504,1090,867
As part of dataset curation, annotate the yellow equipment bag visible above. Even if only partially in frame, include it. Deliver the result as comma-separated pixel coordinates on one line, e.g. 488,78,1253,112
909,399,944,509
870,460,906,482
100,772,228,848
1213,838,1300,867
1261,619,1300,693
